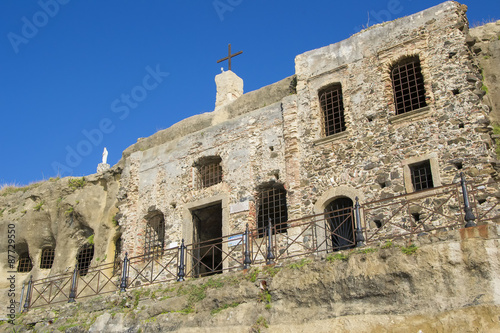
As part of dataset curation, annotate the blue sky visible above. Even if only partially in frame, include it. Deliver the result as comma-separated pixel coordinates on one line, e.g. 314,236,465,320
0,0,498,186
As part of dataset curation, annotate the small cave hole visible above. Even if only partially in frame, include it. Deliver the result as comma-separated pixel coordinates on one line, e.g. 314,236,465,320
454,161,463,170
452,89,459,95
274,172,280,180
269,146,274,152
478,198,487,205
378,181,386,189
366,114,375,122
458,122,464,129
374,220,383,228
448,52,457,59
412,213,421,222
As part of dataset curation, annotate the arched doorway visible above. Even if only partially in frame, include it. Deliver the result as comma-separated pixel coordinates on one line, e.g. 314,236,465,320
325,197,355,251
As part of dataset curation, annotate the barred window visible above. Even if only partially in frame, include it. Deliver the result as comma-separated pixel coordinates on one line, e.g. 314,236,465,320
77,244,94,276
391,56,427,115
144,211,165,258
410,160,434,191
319,84,346,136
257,186,288,237
196,156,222,189
40,248,55,269
17,253,33,273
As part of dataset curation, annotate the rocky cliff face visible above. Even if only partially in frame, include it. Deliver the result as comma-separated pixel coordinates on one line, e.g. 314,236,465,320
470,20,500,124
3,225,500,332
0,168,122,313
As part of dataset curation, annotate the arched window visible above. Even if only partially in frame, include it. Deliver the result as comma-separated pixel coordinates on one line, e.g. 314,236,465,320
40,248,55,269
257,185,288,237
195,156,223,189
325,197,355,250
391,56,427,115
17,253,33,273
319,83,346,136
144,211,165,258
77,244,94,276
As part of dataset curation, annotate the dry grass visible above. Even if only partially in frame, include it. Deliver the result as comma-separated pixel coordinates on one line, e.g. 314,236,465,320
470,17,499,28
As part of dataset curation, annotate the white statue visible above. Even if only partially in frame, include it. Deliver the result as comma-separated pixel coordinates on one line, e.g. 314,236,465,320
102,147,108,164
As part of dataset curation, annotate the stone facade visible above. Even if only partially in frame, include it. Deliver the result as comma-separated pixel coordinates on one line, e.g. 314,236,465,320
117,1,496,259
1,1,499,320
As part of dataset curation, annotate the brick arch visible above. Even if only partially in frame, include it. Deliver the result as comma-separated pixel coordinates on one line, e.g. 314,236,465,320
313,186,362,215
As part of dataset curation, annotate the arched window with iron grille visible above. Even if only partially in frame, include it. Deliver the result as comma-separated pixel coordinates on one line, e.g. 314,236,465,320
40,248,55,269
391,56,427,115
77,244,94,276
144,211,165,259
325,197,356,251
257,185,288,237
17,253,33,273
319,83,346,137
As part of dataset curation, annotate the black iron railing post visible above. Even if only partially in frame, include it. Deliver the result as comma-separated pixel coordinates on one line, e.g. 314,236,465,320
120,252,129,292
461,173,477,228
266,219,275,265
243,223,252,269
68,264,78,303
354,197,365,247
177,239,186,282
18,283,25,313
22,276,33,313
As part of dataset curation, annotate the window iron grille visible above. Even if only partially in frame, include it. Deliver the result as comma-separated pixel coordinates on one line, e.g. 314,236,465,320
319,84,346,136
391,57,427,115
17,253,33,273
410,160,434,191
325,198,355,251
77,244,94,276
144,214,165,259
257,186,288,237
40,248,55,269
197,158,222,189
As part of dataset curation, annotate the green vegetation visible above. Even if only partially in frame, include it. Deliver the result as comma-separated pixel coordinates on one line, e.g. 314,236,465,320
65,206,74,216
289,258,311,269
259,290,272,309
482,84,489,94
176,277,227,313
33,201,44,211
49,176,60,182
381,241,393,249
493,124,500,159
245,268,260,282
112,214,119,227
0,208,5,217
263,265,280,277
326,253,349,262
251,315,269,332
68,177,86,190
87,234,94,245
0,182,42,197
401,244,418,255
210,301,241,315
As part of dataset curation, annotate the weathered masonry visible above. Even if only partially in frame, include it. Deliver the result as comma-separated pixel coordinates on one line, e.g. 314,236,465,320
1,1,499,315
117,1,495,265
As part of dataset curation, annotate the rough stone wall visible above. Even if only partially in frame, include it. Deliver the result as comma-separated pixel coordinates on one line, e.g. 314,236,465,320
119,102,288,257
0,170,121,314
470,20,500,124
291,1,495,219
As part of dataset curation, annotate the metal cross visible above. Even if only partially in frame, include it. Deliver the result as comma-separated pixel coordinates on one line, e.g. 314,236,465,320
217,43,243,71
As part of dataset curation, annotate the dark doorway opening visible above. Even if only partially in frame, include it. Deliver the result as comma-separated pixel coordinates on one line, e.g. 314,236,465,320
192,203,223,277
325,197,356,251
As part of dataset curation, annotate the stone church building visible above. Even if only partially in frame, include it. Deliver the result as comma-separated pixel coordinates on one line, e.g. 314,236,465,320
1,1,499,314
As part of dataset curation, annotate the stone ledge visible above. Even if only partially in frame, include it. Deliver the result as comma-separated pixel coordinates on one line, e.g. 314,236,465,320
389,105,431,124
313,131,349,146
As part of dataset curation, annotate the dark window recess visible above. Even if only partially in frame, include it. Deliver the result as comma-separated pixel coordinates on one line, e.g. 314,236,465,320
391,57,427,115
144,213,165,259
196,157,223,189
325,198,356,251
40,248,55,269
17,254,33,273
257,187,288,237
77,244,94,276
410,160,434,191
113,237,122,274
319,84,346,136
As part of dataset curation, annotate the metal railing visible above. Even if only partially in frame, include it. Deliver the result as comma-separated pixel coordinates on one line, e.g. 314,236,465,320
22,175,500,311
